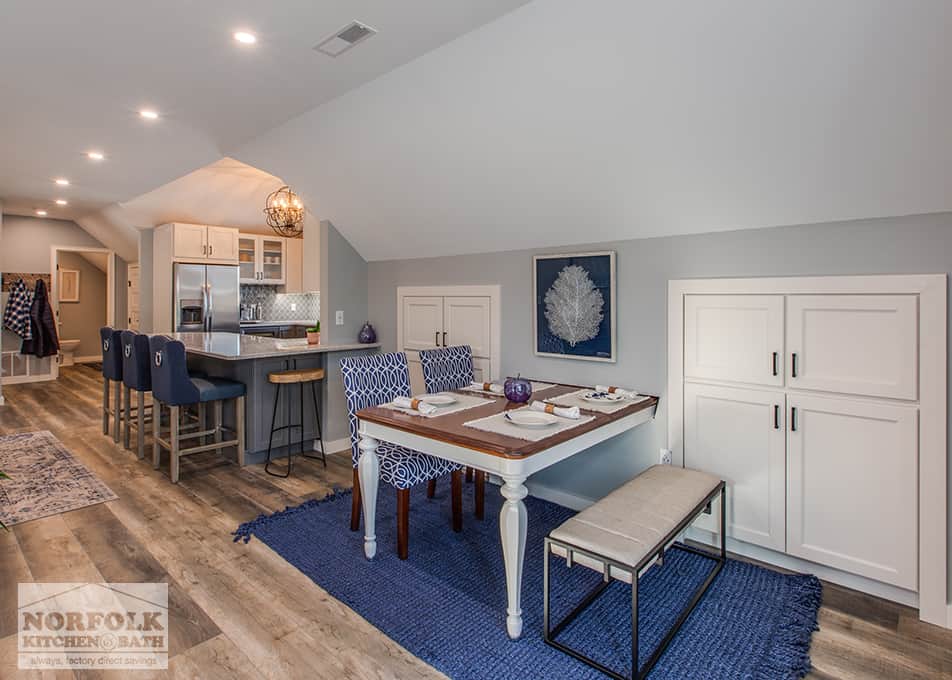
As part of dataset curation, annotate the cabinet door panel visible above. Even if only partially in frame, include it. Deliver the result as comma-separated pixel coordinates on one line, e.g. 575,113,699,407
786,394,917,589
238,235,258,283
684,382,786,551
205,226,239,263
786,295,917,399
444,297,491,359
402,297,443,351
172,223,208,260
258,237,286,284
685,295,784,386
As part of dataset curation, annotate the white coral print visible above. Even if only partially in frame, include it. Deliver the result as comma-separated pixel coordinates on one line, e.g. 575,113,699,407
543,265,604,347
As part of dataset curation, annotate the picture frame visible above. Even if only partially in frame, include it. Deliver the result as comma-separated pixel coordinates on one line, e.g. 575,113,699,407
59,269,80,303
533,251,616,362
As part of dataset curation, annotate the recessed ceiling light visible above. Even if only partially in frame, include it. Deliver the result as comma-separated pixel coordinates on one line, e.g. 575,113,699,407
55,178,70,186
139,109,159,120
87,151,105,161
234,31,256,44
55,199,68,206
35,209,47,216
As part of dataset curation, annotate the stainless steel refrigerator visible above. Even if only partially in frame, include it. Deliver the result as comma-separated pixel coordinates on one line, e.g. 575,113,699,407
173,263,239,332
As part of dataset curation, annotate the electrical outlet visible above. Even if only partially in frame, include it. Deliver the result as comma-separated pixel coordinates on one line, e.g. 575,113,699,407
290,303,297,312
659,448,673,465
335,310,344,326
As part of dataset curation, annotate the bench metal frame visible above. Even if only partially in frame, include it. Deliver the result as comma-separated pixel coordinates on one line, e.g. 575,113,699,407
544,481,726,680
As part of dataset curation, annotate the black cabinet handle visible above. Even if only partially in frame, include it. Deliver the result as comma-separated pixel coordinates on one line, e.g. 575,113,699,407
774,405,780,429
772,352,779,376
791,352,798,378
435,331,440,346
790,406,798,432
442,331,447,347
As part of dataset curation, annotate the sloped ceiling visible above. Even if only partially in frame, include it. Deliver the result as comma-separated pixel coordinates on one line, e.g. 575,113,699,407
234,0,952,261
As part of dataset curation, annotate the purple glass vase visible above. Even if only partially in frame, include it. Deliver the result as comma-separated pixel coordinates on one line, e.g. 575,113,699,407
358,322,377,344
504,375,533,403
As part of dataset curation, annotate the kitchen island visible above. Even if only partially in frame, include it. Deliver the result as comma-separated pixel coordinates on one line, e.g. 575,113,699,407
174,332,380,464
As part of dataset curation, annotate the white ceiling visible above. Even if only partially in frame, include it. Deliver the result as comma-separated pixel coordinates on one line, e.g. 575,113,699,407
234,0,952,261
0,0,531,220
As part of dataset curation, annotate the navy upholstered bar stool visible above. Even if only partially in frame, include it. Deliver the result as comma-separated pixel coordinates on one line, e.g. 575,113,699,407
120,331,154,459
99,327,124,443
149,336,246,484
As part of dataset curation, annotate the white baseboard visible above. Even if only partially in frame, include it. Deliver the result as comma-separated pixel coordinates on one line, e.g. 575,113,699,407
75,355,102,364
317,437,351,456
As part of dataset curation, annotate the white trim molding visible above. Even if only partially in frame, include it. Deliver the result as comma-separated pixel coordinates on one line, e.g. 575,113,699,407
668,274,948,628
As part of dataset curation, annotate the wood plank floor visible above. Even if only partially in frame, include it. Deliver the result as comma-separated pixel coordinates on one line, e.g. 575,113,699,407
0,365,950,679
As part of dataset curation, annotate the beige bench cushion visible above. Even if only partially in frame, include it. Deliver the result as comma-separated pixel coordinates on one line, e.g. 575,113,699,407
549,465,722,568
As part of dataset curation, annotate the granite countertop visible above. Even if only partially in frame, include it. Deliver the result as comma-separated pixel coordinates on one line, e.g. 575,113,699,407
239,319,316,327
173,332,380,360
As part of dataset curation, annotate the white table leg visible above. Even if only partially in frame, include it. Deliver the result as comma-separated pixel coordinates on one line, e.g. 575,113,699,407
500,475,528,639
358,435,380,559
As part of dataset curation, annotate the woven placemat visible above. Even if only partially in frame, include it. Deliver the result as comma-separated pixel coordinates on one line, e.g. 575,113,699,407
462,408,595,442
381,393,494,418
460,381,558,397
546,389,651,414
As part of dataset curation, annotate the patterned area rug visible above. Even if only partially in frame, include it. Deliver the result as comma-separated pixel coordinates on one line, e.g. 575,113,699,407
234,484,821,680
0,431,117,527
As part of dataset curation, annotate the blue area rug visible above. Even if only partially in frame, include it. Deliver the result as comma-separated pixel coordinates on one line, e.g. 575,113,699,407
234,482,820,679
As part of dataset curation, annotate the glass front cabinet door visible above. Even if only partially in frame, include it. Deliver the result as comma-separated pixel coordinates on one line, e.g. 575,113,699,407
238,234,286,285
239,236,258,283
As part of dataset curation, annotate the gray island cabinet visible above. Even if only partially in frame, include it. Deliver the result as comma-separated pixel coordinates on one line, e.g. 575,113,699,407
173,332,380,464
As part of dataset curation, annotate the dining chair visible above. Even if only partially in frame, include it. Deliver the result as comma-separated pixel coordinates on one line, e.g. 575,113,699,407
341,351,463,560
418,345,486,519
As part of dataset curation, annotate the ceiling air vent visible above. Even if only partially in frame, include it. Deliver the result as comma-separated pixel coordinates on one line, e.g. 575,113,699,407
314,21,377,57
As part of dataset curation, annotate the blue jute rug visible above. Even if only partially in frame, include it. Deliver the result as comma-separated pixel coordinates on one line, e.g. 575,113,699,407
234,482,820,679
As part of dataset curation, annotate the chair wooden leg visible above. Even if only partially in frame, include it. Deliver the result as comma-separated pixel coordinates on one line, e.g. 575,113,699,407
474,470,485,520
113,379,122,443
350,468,361,531
123,386,132,450
397,488,410,560
152,401,162,470
451,470,462,533
466,467,474,483
170,405,180,484
137,390,146,460
102,378,110,435
235,396,245,467
427,479,437,499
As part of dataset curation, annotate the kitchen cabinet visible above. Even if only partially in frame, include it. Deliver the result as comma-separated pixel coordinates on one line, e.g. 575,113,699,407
684,382,786,551
170,223,238,264
239,234,286,285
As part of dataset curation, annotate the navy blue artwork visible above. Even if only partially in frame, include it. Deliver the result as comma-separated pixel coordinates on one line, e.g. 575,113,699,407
534,252,615,361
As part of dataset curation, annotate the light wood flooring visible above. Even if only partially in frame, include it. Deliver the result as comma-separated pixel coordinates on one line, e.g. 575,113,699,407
0,365,950,679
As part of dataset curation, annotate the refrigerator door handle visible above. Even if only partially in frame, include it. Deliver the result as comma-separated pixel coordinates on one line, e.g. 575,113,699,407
205,282,213,332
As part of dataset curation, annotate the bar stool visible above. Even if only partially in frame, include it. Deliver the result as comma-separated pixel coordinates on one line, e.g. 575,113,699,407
149,336,246,484
99,327,124,443
120,331,154,459
265,363,327,477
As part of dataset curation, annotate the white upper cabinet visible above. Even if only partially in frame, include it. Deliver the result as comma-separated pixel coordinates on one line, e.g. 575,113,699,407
172,223,208,260
786,295,918,399
684,294,784,387
685,382,787,552
170,223,239,264
238,234,287,285
205,226,239,263
786,394,918,590
402,297,444,351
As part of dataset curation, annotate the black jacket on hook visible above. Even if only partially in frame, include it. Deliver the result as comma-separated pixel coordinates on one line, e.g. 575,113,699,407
21,279,59,358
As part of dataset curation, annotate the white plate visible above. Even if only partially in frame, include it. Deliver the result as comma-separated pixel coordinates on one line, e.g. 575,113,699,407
421,393,457,406
581,391,626,403
505,410,558,428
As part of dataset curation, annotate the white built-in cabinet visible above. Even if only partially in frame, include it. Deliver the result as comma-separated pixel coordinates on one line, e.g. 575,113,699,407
681,292,920,590
170,223,239,264
397,287,500,395
238,233,287,285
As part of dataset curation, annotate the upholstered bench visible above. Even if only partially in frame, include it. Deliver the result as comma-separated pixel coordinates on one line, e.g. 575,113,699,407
544,465,726,680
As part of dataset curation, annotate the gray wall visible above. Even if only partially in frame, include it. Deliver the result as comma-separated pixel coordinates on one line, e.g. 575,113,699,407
138,229,154,333
0,215,104,273
56,251,107,358
320,220,367,344
368,211,952,594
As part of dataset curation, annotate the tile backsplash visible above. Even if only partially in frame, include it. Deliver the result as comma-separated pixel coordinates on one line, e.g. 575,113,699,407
241,285,320,321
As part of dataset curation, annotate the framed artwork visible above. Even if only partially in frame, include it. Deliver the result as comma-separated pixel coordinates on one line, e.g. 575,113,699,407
533,251,616,362
59,269,80,303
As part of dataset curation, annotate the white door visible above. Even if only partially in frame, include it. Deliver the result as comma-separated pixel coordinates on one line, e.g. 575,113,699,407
684,295,784,387
684,382,787,551
172,223,208,260
258,236,286,284
238,235,258,283
127,264,140,330
403,297,444,394
205,226,239,264
786,394,918,589
444,296,492,383
786,295,918,400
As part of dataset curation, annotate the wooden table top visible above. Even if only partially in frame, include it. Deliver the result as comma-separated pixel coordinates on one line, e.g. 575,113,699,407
356,384,659,459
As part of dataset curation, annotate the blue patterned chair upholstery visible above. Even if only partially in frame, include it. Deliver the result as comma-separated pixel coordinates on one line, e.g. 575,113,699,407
341,351,464,557
419,345,474,393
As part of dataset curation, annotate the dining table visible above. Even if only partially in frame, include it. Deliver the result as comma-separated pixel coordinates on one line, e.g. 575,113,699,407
355,382,659,640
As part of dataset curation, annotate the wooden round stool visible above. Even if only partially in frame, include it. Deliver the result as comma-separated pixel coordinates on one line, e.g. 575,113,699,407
265,367,327,477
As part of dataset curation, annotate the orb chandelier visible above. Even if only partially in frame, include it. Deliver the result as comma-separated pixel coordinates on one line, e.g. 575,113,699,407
264,185,305,238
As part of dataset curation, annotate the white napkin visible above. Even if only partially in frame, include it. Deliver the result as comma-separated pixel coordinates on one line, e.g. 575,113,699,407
471,381,505,394
595,385,639,399
392,396,438,415
530,400,581,420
